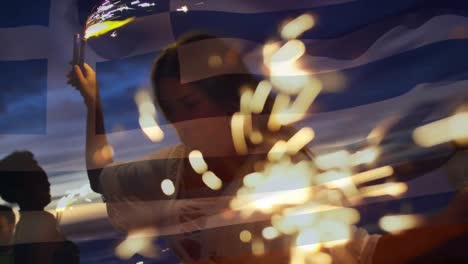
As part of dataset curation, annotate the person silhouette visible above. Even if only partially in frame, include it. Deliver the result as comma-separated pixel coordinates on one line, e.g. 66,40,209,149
0,151,79,264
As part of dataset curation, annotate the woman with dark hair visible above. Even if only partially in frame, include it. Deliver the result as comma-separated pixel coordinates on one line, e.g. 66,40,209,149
69,34,468,263
0,151,79,264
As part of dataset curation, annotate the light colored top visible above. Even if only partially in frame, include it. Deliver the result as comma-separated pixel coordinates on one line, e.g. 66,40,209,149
100,144,380,263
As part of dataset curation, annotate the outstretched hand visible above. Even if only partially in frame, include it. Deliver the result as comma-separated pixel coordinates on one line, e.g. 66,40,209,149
67,63,99,107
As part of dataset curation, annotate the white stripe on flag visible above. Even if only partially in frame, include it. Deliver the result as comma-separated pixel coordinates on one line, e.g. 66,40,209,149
174,15,468,82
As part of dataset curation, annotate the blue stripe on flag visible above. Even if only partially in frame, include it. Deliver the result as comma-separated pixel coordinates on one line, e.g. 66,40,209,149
0,0,51,27
96,51,164,132
0,59,47,134
312,39,468,112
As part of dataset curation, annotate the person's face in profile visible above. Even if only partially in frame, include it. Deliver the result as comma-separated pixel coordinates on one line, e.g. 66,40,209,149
157,77,234,152
17,168,51,211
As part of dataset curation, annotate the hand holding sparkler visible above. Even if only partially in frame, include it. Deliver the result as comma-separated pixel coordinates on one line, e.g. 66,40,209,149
67,63,99,107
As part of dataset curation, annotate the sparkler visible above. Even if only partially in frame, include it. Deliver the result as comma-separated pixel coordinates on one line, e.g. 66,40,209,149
85,17,135,40
79,2,447,260
84,0,161,42
224,12,436,263
72,33,86,68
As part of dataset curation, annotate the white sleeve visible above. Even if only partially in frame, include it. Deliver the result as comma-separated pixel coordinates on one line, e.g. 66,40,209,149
99,145,185,232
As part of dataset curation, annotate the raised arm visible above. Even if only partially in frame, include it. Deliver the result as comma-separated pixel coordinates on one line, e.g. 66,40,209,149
68,63,113,193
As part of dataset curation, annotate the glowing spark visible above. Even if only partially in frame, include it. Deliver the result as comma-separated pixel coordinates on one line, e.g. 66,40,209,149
138,101,156,117
281,14,315,40
286,127,315,155
243,172,265,188
251,239,265,256
359,182,408,198
314,150,351,170
351,166,394,185
98,4,115,12
160,179,175,196
188,150,208,174
138,2,155,7
316,170,358,196
177,5,189,12
202,171,223,190
135,90,153,110
268,140,288,162
85,17,135,39
232,160,313,215
379,214,423,233
270,40,306,65
350,147,380,166
139,115,164,142
262,226,279,240
231,112,248,154
249,130,264,144
268,94,290,131
131,0,140,4
240,88,253,114
263,42,281,66
250,80,272,114
239,230,252,243
277,80,322,125
115,228,159,259
413,112,468,147
136,89,164,142
110,31,118,38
